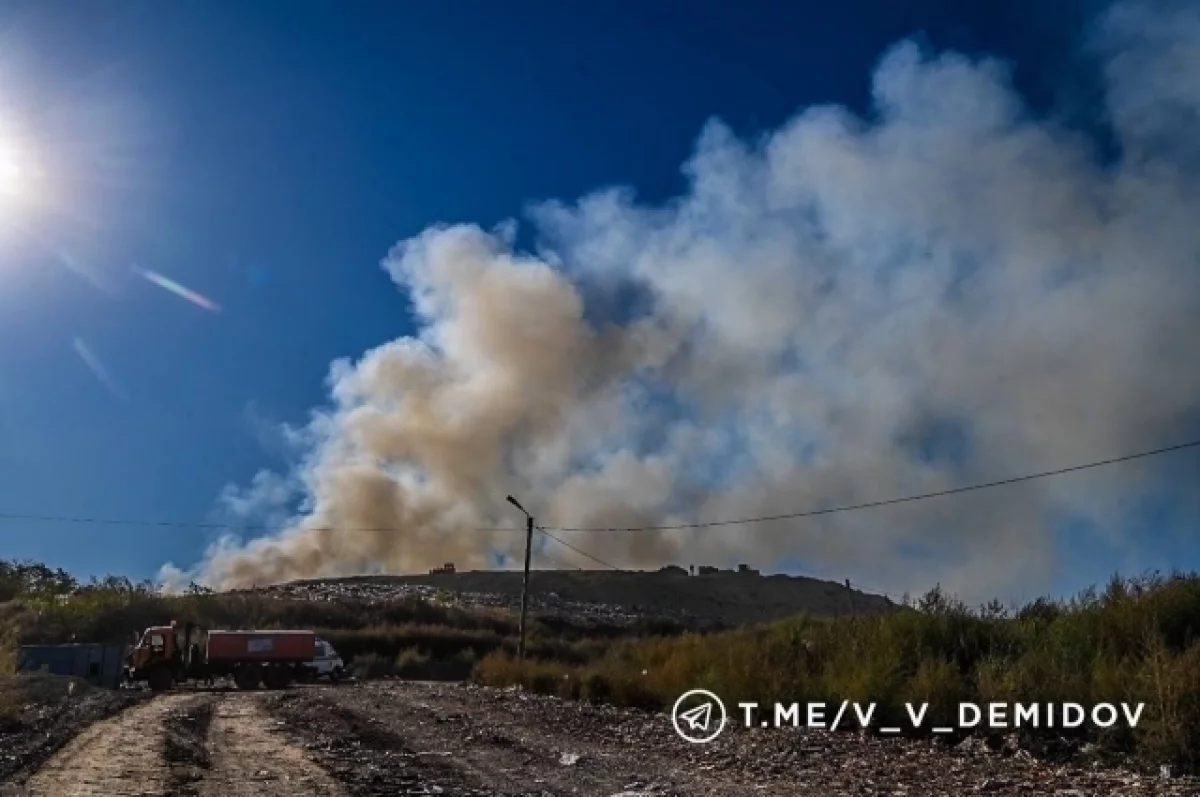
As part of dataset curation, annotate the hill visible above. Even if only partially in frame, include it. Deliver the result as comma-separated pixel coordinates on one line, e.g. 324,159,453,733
271,567,899,627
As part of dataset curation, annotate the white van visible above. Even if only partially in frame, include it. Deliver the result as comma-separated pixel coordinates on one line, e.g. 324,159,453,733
305,637,345,683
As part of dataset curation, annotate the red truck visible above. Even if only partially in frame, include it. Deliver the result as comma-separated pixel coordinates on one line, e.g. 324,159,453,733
125,621,317,691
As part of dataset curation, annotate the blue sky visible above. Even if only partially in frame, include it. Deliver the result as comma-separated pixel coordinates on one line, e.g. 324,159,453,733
0,0,1193,597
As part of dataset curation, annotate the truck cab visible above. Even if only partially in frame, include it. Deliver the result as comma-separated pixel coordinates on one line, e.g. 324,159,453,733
125,623,183,690
130,626,175,662
305,637,345,682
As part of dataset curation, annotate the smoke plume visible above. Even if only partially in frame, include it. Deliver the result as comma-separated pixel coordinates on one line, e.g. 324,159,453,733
162,2,1200,601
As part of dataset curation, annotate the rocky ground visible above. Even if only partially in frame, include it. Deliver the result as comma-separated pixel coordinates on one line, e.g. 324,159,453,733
3,679,1196,796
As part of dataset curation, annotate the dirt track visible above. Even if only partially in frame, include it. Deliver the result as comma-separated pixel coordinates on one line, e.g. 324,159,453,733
16,696,180,796
4,683,1199,796
5,691,344,797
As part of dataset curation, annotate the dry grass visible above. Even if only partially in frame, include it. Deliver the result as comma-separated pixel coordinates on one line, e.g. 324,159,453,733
0,620,20,723
350,646,474,681
473,573,1200,773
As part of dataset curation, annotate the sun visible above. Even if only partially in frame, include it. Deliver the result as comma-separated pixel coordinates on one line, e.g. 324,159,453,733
0,131,46,207
0,133,50,240
0,143,31,200
0,150,24,195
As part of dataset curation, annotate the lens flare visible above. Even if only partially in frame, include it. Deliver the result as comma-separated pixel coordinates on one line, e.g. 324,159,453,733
72,336,128,402
133,266,222,313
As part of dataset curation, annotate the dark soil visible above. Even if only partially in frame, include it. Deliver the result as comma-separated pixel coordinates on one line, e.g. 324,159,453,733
265,688,553,796
162,697,215,796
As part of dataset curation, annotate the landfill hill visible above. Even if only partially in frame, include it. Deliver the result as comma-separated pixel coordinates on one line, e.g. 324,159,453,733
270,567,900,628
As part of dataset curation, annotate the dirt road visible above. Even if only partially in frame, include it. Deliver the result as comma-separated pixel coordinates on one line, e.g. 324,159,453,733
12,696,181,797
5,691,343,797
4,683,1198,796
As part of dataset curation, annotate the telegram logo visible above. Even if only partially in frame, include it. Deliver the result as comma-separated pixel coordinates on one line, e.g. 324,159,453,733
671,689,728,744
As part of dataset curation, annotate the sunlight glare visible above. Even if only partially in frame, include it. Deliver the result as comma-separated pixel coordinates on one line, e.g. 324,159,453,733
0,139,34,202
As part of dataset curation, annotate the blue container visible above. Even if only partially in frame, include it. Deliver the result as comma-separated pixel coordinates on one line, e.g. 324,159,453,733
17,643,126,689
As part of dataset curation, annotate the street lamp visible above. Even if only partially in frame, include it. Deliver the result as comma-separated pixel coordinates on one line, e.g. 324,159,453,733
506,495,534,662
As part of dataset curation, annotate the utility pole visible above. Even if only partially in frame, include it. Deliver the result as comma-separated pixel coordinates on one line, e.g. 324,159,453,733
506,495,534,662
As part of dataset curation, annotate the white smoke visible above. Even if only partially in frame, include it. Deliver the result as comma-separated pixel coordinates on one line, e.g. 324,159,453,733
161,1,1200,602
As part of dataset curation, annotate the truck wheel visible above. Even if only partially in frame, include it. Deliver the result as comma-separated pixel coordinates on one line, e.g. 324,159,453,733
235,664,263,690
329,667,342,684
263,666,291,690
148,668,173,692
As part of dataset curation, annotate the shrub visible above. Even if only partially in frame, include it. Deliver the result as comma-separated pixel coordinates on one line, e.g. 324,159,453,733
395,647,431,678
0,626,15,678
350,652,395,679
0,623,20,724
579,670,612,703
471,651,572,696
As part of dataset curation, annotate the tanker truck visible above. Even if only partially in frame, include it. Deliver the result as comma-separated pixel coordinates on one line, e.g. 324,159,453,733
125,621,316,691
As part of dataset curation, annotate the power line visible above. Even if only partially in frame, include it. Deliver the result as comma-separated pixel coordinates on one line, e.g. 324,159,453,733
0,512,518,534
541,438,1200,532
537,548,588,571
537,526,620,570
533,546,580,571
0,437,1195,535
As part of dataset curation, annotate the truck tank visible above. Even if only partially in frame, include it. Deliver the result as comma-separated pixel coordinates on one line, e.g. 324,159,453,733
206,630,316,662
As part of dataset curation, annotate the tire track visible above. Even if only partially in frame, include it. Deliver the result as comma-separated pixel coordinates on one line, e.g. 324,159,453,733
162,698,214,796
11,690,345,797
200,693,343,797
265,692,487,796
18,693,200,797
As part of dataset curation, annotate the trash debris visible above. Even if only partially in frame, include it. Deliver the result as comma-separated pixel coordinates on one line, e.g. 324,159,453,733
257,680,1200,797
234,578,694,627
